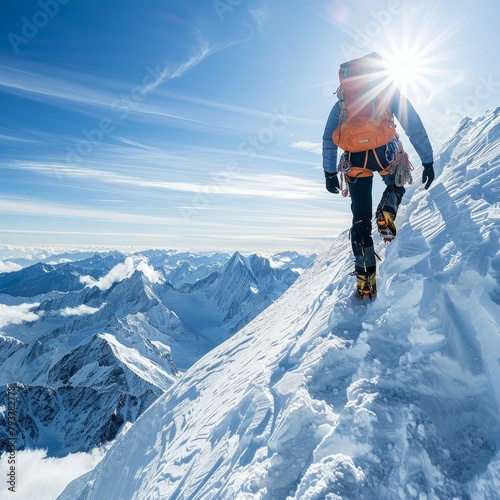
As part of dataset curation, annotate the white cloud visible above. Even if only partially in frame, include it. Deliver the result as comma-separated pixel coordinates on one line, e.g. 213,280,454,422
136,261,162,284
0,196,179,225
0,40,216,116
0,134,38,143
1,47,318,156
290,141,322,154
0,61,117,111
17,164,322,200
0,303,40,328
0,260,22,273
80,256,136,290
0,447,105,500
202,172,322,199
81,257,162,291
114,136,163,152
60,304,103,317
143,38,214,93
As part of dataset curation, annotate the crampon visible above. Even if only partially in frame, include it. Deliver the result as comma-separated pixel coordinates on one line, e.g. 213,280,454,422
353,272,377,301
377,210,397,243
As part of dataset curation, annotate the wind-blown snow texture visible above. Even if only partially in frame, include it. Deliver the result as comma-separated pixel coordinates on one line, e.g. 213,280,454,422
61,107,498,498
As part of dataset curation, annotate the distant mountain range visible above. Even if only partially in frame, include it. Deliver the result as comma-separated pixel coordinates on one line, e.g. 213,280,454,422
0,249,315,456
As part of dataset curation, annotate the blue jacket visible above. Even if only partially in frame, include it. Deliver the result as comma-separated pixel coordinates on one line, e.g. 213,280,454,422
322,88,433,173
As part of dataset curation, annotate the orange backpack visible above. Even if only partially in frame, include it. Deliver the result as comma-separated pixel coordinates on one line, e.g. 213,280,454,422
332,53,396,153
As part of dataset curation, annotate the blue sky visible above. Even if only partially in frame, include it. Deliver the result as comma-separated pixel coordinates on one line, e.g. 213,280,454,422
1,0,499,252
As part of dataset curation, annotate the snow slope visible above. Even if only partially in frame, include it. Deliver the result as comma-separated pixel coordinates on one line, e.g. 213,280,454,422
61,107,500,499
60,108,500,499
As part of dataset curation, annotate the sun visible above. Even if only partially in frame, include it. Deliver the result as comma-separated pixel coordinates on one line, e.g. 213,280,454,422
383,48,426,93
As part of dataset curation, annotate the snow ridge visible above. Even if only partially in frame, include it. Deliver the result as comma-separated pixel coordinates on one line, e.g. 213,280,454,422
60,108,500,499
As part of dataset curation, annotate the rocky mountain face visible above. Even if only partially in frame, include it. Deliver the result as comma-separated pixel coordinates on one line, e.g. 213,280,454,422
0,250,315,457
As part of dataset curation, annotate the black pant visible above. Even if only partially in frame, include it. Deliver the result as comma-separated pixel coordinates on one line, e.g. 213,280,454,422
349,173,405,274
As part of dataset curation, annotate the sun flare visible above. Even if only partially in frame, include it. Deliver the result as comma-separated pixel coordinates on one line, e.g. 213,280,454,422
383,48,426,92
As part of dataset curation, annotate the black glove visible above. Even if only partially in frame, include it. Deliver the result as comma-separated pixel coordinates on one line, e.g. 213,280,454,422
422,162,435,190
324,170,340,194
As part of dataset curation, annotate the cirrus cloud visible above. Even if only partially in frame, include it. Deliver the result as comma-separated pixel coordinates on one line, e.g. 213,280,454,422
290,141,322,154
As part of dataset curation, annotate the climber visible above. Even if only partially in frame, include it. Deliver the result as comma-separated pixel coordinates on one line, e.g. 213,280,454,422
322,52,434,299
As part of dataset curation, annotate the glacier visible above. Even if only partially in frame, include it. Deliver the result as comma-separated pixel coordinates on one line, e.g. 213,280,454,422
59,108,500,499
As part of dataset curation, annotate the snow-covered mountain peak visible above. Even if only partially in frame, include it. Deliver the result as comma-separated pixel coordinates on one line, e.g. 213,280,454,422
225,250,255,277
61,109,500,499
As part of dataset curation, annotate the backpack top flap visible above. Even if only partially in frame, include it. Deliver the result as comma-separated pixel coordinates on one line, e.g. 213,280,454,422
338,52,393,120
